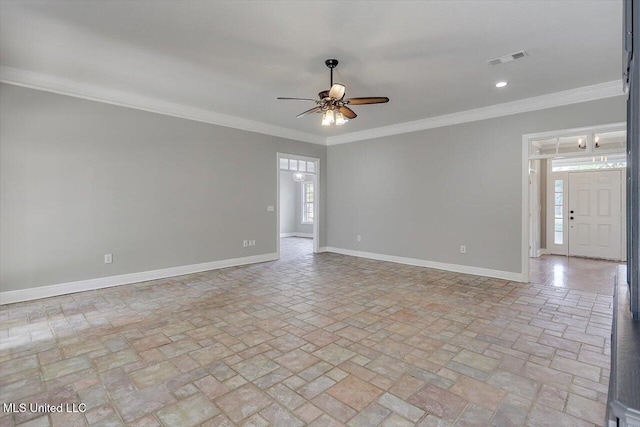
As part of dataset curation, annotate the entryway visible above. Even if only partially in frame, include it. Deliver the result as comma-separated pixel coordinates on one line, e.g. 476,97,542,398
277,153,320,259
523,123,627,282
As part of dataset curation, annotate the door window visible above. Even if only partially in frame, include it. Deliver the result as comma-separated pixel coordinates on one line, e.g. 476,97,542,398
554,179,564,245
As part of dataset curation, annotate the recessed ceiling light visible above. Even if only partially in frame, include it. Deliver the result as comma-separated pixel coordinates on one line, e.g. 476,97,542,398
496,81,508,88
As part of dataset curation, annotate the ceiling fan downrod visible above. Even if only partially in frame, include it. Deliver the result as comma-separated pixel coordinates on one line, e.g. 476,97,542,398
325,59,338,87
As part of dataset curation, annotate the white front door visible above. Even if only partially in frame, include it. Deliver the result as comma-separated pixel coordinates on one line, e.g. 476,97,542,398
568,170,621,259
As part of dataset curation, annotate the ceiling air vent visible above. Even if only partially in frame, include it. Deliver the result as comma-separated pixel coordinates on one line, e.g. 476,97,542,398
487,50,528,66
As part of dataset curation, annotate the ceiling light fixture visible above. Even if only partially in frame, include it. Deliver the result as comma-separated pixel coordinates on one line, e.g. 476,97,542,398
495,81,508,88
321,109,334,126
293,172,306,182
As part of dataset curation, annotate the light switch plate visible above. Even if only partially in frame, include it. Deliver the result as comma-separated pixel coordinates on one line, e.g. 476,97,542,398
267,206,275,212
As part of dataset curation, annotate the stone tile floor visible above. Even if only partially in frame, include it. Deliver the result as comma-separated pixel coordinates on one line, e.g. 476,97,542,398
0,238,620,426
529,255,619,295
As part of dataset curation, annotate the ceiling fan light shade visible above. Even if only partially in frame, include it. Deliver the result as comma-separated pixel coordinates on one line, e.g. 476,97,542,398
321,110,335,126
329,84,346,100
335,111,347,125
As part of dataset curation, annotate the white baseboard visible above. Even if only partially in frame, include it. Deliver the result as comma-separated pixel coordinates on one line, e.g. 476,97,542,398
280,232,313,238
317,247,329,253
0,252,278,305
324,247,525,282
530,248,545,258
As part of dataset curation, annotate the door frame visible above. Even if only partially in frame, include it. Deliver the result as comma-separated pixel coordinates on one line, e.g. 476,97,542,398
529,160,542,258
276,153,320,258
521,122,626,282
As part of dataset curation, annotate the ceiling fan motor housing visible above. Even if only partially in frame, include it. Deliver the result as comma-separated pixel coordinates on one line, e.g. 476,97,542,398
325,59,339,68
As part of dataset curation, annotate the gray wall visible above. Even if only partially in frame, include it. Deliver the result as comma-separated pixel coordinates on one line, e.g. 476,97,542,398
327,97,625,274
0,83,626,292
279,170,297,234
0,84,326,292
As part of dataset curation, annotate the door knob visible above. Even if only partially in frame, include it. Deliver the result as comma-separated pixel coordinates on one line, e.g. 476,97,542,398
570,210,574,214
570,216,574,220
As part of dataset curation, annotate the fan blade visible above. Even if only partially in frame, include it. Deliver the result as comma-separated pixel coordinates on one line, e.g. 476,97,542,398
346,97,389,105
277,97,318,102
329,84,346,100
296,106,322,118
339,106,357,119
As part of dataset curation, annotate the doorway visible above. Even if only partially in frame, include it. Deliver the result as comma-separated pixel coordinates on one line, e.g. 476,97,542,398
522,123,627,282
277,153,320,259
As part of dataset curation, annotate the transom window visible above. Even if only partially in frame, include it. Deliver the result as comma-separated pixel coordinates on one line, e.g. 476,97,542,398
529,126,626,159
551,153,627,172
280,158,315,173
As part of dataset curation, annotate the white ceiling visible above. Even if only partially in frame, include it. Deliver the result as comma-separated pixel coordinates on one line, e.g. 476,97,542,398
0,0,623,140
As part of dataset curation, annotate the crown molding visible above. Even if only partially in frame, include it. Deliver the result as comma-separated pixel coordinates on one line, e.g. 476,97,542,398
326,80,624,145
1,66,623,147
0,66,326,146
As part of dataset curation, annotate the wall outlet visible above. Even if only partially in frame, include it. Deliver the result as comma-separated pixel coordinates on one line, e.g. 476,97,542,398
357,235,362,242
460,245,467,254
104,253,113,264
267,206,274,212
243,240,248,248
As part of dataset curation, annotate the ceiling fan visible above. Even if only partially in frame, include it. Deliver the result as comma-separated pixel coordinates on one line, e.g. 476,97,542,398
277,59,389,126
